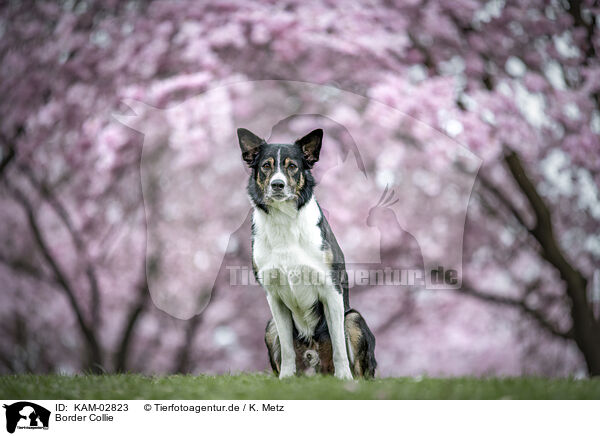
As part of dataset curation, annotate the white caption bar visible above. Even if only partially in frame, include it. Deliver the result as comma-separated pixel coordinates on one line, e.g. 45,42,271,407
1,400,598,435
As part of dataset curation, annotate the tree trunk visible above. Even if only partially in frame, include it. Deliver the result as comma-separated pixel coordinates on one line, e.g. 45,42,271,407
505,150,600,376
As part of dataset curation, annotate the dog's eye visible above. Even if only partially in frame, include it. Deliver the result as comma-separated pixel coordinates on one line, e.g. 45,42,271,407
262,162,271,170
288,163,297,170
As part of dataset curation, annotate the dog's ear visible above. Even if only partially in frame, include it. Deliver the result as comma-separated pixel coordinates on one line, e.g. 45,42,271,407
237,128,265,166
295,129,322,168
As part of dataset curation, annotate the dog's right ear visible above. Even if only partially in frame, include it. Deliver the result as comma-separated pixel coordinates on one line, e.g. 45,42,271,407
237,128,265,166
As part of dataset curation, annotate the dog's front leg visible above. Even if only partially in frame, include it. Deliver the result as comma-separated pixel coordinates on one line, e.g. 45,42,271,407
323,291,353,380
266,293,296,378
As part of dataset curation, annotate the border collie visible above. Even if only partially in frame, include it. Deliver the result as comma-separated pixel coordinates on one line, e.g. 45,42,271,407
237,127,376,379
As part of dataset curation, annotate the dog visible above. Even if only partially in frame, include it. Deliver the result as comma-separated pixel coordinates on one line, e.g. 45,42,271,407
237,127,377,379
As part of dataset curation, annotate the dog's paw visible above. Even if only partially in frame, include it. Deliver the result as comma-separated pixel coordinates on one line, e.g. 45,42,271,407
334,368,353,380
279,366,296,379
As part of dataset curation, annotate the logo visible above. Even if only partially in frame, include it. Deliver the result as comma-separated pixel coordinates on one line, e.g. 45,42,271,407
3,402,50,434
114,80,481,319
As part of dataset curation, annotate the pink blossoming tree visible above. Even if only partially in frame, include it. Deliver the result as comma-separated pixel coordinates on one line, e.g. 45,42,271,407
0,0,599,376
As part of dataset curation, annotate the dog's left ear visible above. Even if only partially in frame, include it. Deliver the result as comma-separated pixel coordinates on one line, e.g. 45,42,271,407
237,128,265,166
295,129,323,168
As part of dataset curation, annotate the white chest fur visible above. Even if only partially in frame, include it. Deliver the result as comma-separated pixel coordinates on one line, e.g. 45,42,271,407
252,197,330,338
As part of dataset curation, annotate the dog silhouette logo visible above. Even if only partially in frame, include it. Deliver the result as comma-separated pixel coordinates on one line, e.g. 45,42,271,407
3,402,50,433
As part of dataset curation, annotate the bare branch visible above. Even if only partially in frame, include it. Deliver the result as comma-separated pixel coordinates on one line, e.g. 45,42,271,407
503,150,589,299
0,129,22,179
0,143,15,178
18,163,102,327
477,174,529,229
374,297,417,335
0,252,55,284
2,178,103,371
502,150,600,375
565,0,597,62
459,284,574,340
114,281,150,372
173,313,204,374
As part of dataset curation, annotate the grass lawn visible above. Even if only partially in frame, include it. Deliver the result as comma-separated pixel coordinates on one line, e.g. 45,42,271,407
1,373,599,400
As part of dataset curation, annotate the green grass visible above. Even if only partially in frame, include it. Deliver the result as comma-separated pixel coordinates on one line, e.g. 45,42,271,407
1,373,599,400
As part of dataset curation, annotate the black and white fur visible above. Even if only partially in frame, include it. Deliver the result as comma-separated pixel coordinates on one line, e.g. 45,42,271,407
238,128,376,379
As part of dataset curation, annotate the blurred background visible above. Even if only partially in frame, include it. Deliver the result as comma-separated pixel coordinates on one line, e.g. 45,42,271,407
0,0,599,378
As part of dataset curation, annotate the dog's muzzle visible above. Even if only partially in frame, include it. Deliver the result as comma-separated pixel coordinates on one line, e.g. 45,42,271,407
270,179,285,192
267,175,289,200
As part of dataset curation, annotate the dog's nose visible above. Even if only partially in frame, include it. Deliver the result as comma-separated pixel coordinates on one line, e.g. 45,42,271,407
271,180,285,191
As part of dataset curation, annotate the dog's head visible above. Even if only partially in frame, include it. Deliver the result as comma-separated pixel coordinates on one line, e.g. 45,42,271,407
237,128,322,211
